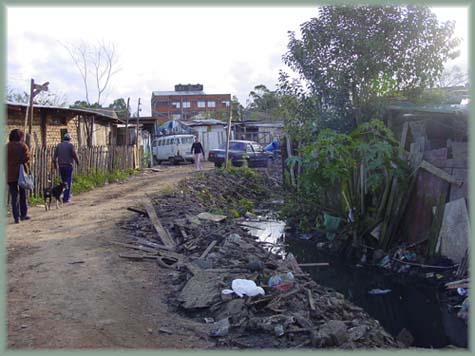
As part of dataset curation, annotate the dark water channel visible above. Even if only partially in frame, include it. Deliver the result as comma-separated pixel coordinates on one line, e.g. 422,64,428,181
286,238,468,349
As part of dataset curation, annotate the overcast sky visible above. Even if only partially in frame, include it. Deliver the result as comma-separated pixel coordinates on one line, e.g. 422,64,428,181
6,6,469,116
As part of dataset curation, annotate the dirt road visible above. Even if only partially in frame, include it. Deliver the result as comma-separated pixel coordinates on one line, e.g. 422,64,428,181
7,163,215,349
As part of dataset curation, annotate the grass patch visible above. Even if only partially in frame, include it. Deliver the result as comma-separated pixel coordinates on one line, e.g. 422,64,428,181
72,169,136,195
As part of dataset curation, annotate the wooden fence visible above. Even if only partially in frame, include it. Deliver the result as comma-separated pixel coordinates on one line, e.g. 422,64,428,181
26,145,143,198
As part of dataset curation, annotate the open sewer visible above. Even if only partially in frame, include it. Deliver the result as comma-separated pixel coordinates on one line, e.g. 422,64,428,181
241,218,468,349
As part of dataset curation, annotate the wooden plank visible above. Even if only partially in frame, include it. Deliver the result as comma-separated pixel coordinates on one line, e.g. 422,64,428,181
142,199,176,248
133,237,175,251
127,207,147,215
199,240,217,259
110,240,158,254
419,160,463,185
430,158,468,169
398,121,409,158
426,190,447,258
449,169,468,201
445,278,469,288
297,262,329,267
119,253,157,261
306,288,316,311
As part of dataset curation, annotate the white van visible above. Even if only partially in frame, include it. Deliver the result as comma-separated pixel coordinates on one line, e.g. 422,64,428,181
152,134,195,165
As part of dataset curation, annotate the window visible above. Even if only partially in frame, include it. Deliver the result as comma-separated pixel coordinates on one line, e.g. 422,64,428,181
207,101,216,108
246,144,253,153
172,101,180,108
222,100,230,107
60,128,68,141
197,101,205,108
166,139,172,145
252,144,262,152
182,101,191,108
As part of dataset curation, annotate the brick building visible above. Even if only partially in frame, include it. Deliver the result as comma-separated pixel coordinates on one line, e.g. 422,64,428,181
151,84,231,121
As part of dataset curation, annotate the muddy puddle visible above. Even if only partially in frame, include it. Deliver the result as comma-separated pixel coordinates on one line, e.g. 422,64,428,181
242,217,467,349
287,238,468,349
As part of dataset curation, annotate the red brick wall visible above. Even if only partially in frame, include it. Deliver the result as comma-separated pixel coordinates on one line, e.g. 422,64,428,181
151,93,231,119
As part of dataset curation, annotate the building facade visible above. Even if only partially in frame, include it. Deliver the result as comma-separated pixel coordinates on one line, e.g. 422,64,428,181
151,84,231,121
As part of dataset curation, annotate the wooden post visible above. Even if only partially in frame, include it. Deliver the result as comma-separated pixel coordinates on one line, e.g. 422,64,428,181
125,97,130,146
224,109,232,169
24,79,34,147
136,97,141,150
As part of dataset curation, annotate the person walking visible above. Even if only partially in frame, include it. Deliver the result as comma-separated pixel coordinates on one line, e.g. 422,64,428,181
53,133,79,203
7,129,31,223
191,136,204,171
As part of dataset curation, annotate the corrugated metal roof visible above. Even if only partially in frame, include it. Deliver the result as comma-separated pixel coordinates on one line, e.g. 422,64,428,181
387,103,469,116
6,101,121,121
185,119,226,126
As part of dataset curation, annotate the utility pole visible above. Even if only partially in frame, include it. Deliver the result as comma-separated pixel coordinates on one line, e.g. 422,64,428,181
24,78,49,148
224,107,232,169
136,98,141,150
125,97,130,145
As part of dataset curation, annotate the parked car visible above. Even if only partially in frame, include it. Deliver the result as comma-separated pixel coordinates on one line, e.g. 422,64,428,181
152,134,195,165
208,140,273,168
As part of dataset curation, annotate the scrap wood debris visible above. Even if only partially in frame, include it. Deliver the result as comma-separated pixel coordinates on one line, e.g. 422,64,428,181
115,168,402,349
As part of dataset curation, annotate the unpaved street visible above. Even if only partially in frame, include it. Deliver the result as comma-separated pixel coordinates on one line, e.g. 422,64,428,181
7,163,214,349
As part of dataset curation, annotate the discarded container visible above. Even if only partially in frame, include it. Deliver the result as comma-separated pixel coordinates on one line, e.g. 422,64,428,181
268,272,295,292
274,324,285,337
323,213,342,240
268,272,295,287
379,256,391,268
368,288,392,295
226,233,241,243
457,288,467,297
230,279,265,298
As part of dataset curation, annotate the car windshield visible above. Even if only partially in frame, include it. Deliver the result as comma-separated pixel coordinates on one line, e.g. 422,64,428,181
220,142,246,151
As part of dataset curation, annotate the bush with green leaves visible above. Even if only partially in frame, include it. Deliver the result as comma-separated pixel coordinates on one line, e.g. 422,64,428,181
282,119,409,232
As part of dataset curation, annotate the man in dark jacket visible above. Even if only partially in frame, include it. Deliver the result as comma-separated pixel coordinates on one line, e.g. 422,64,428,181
191,136,204,171
53,133,79,203
7,129,30,223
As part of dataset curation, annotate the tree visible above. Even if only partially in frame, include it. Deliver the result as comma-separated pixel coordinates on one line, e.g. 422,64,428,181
108,98,130,120
283,5,460,127
61,40,120,106
246,84,282,120
231,95,244,121
438,65,469,88
6,86,67,107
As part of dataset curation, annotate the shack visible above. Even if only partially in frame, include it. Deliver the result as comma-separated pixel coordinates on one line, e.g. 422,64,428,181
182,118,227,157
5,102,122,147
385,102,469,264
233,120,284,145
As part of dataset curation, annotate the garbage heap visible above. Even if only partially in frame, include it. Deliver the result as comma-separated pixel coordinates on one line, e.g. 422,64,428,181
118,168,401,349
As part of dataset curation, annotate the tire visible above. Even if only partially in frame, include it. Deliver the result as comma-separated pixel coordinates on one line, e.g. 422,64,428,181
214,162,222,168
153,156,159,166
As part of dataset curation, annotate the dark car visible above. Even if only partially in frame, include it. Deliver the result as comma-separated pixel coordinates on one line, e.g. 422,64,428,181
208,140,273,168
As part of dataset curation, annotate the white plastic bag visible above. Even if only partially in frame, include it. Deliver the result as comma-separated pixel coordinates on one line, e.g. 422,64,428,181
229,279,265,298
18,164,34,190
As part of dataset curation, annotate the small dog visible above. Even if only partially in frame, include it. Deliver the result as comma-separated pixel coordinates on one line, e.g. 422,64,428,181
43,182,68,211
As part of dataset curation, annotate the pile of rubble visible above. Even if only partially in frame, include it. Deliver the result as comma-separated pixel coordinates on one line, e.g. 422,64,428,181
116,168,402,349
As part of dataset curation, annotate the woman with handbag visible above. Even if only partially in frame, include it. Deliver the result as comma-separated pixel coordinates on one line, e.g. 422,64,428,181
7,129,31,223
